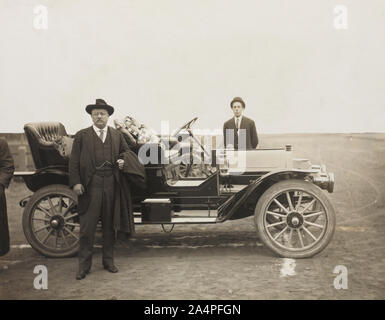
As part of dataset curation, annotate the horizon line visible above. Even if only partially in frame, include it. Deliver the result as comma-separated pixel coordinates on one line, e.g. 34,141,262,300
1,131,385,135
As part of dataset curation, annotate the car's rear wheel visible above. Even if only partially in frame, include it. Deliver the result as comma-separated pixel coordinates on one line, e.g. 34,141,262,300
22,184,80,258
254,179,336,258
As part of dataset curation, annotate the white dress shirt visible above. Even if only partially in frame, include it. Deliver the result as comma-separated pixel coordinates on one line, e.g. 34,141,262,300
234,115,243,131
93,125,108,143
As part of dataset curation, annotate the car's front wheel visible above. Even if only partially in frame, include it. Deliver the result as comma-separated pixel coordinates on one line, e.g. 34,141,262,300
254,179,336,258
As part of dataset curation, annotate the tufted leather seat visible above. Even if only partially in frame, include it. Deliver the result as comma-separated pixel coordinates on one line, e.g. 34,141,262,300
24,122,69,169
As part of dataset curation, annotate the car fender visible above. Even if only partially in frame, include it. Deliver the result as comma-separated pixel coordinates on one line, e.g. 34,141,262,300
217,169,310,222
15,165,69,192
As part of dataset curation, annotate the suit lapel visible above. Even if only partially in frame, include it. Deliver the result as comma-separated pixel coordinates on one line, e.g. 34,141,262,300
85,127,96,169
228,118,235,129
109,127,122,184
240,116,249,129
109,127,119,160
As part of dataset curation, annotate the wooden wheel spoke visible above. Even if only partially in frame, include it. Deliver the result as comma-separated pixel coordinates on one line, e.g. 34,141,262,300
63,227,79,240
61,230,69,248
273,199,290,214
286,192,294,211
288,228,294,247
36,205,52,217
295,192,303,211
302,225,318,241
62,201,76,217
267,220,287,228
299,199,316,214
34,224,50,233
303,211,324,219
58,195,63,214
41,228,54,244
47,197,57,214
267,211,286,218
297,228,304,248
64,213,79,221
304,220,324,229
32,217,50,222
65,222,80,227
273,226,289,241
55,231,59,248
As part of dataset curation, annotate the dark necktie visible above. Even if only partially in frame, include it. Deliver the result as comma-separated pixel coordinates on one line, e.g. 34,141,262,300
99,129,104,142
235,117,240,131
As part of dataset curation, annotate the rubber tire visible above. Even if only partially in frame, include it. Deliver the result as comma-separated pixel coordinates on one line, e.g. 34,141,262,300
22,184,79,258
254,179,336,259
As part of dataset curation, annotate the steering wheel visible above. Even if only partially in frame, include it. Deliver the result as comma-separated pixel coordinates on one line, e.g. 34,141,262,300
172,117,198,137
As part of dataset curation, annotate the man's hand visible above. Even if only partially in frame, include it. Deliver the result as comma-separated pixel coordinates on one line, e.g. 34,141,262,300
73,184,84,196
117,159,124,170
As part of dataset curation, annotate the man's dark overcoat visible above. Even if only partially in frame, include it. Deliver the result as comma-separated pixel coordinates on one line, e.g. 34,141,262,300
68,126,134,233
0,138,15,256
223,116,258,150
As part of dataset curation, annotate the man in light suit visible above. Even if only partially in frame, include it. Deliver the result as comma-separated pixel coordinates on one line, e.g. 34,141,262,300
69,99,130,280
223,97,258,150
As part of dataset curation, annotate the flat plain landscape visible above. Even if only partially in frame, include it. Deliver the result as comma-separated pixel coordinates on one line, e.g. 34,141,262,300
1,133,384,299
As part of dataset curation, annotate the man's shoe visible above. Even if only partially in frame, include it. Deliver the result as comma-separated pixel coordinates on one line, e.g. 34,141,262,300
76,270,87,280
103,265,119,273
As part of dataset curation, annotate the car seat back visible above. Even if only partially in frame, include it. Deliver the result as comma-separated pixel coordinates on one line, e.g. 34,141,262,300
24,122,69,169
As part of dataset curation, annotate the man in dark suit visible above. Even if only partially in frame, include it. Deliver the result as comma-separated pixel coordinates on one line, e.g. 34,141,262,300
69,99,130,280
223,97,258,150
0,138,15,257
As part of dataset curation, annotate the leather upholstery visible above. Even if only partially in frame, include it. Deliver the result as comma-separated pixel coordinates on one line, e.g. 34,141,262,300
24,122,69,169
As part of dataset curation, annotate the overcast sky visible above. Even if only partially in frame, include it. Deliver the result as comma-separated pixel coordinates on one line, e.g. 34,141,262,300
0,0,384,134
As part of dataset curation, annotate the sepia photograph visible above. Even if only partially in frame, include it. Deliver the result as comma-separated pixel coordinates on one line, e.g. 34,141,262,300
0,0,384,305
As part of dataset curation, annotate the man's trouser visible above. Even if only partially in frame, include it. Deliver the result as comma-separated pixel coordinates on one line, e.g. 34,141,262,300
78,172,115,271
0,192,10,256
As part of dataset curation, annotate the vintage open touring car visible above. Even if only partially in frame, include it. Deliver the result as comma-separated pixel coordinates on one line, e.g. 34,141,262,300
15,118,336,259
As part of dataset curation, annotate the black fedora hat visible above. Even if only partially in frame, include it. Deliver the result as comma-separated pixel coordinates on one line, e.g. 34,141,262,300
230,97,245,108
86,99,114,115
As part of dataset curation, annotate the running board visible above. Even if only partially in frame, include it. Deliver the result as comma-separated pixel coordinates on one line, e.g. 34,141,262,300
14,171,36,176
134,216,218,224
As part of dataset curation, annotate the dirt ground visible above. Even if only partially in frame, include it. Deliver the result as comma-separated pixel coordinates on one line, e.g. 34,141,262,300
1,133,384,300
